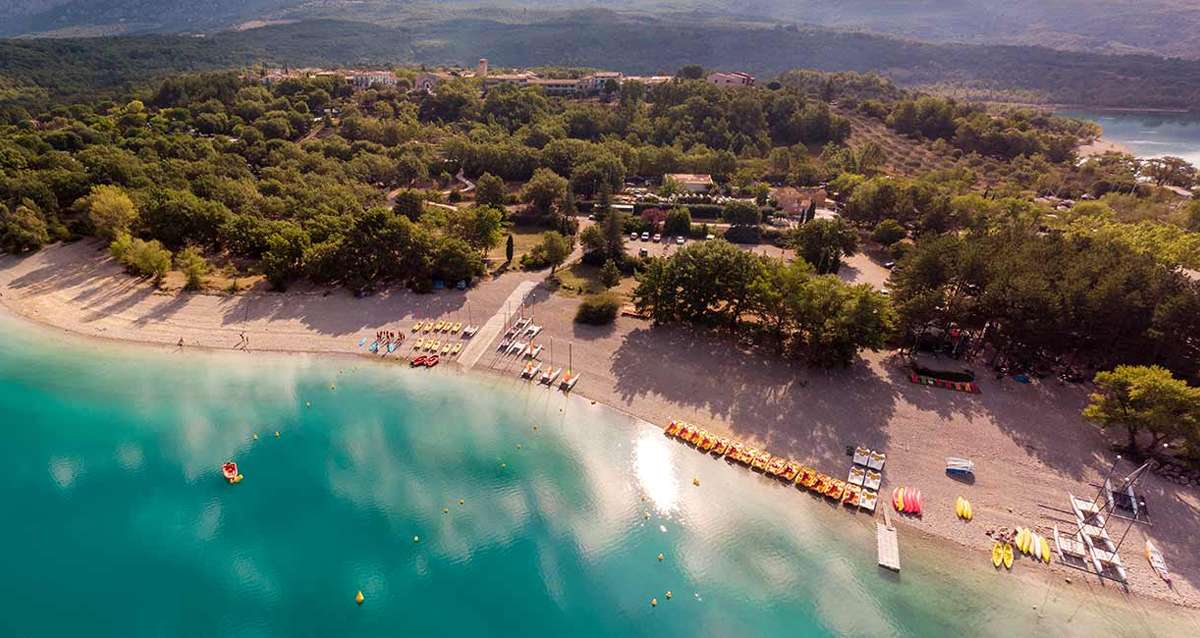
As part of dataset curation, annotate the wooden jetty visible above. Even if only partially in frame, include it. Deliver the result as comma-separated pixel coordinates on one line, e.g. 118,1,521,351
877,508,900,572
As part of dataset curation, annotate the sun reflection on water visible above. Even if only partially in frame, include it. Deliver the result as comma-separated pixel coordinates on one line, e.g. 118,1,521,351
632,428,679,515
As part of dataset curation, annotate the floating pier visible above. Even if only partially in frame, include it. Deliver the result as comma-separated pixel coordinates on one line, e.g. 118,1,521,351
877,508,901,572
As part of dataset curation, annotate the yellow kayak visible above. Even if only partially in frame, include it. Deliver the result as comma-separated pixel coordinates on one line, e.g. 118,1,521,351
1016,528,1027,554
963,499,972,521
1003,543,1014,570
992,542,1003,568
894,487,906,512
1041,536,1051,563
955,496,964,519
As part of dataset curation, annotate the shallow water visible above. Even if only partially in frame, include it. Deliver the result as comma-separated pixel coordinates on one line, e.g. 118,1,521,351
1066,110,1200,167
0,314,1196,637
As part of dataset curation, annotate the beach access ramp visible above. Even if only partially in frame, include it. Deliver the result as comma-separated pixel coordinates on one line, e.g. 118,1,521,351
877,508,900,572
457,280,537,370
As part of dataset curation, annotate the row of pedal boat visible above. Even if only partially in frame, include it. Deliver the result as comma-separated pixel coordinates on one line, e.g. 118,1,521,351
412,338,463,357
412,320,478,336
665,420,879,511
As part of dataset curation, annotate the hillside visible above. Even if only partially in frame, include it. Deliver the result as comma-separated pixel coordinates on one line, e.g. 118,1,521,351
3,18,1200,112
4,1,1200,60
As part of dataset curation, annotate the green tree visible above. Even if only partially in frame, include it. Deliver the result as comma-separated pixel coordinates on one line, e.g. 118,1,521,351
527,231,573,273
392,190,426,222
0,202,49,254
448,205,505,253
434,236,484,283
521,168,568,216
722,201,761,227
475,173,507,209
261,225,311,291
1084,365,1200,456
601,203,626,262
560,183,578,218
872,218,906,247
174,246,209,291
789,217,859,274
600,259,621,289
677,65,705,80
790,277,895,367
579,224,606,257
663,207,693,236
87,185,138,241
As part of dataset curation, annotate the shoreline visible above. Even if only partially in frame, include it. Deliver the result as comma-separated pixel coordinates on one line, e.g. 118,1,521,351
3,241,1200,614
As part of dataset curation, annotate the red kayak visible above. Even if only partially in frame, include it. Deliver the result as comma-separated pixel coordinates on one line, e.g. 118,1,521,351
410,355,428,367
425,355,440,368
221,462,238,483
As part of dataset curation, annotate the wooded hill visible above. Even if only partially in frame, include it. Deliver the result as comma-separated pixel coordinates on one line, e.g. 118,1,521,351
2,17,1200,112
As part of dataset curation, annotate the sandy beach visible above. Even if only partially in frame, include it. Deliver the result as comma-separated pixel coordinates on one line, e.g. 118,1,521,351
2,239,1199,612
1078,136,1132,158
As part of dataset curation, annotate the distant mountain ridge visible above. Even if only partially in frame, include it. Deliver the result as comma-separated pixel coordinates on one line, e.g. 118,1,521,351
3,18,1199,112
2,1,1198,60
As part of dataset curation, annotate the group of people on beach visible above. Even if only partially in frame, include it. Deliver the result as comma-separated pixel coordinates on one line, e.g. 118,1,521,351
377,330,404,345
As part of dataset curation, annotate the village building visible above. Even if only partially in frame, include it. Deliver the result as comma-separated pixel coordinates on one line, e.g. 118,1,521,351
772,187,828,215
706,71,756,88
348,71,400,89
664,173,715,193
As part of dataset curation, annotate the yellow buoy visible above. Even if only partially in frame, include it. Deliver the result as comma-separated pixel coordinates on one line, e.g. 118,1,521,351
442,508,449,514
355,591,364,605
459,499,465,505
650,597,657,607
306,402,311,408
657,553,664,562
692,478,700,487
500,463,507,469
252,434,258,440
516,444,522,449
274,431,280,438
413,535,420,543
665,591,672,599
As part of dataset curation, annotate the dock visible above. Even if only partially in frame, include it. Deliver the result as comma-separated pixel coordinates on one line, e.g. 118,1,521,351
877,508,900,572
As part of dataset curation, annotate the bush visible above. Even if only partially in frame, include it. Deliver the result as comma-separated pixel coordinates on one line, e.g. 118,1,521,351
110,231,172,283
520,231,573,271
175,246,210,290
575,293,621,325
0,202,50,254
723,225,762,244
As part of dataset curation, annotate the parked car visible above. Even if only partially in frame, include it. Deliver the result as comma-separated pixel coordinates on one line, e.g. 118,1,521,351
884,261,896,270
638,248,649,257
675,236,685,245
705,234,715,241
652,233,661,242
630,232,639,241
641,231,650,241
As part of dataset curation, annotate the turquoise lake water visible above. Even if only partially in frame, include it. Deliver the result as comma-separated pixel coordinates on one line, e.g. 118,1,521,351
1065,110,1200,166
1,313,1196,637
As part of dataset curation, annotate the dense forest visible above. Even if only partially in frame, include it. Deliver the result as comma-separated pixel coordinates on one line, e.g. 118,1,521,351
1,66,1197,383
4,17,1200,114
